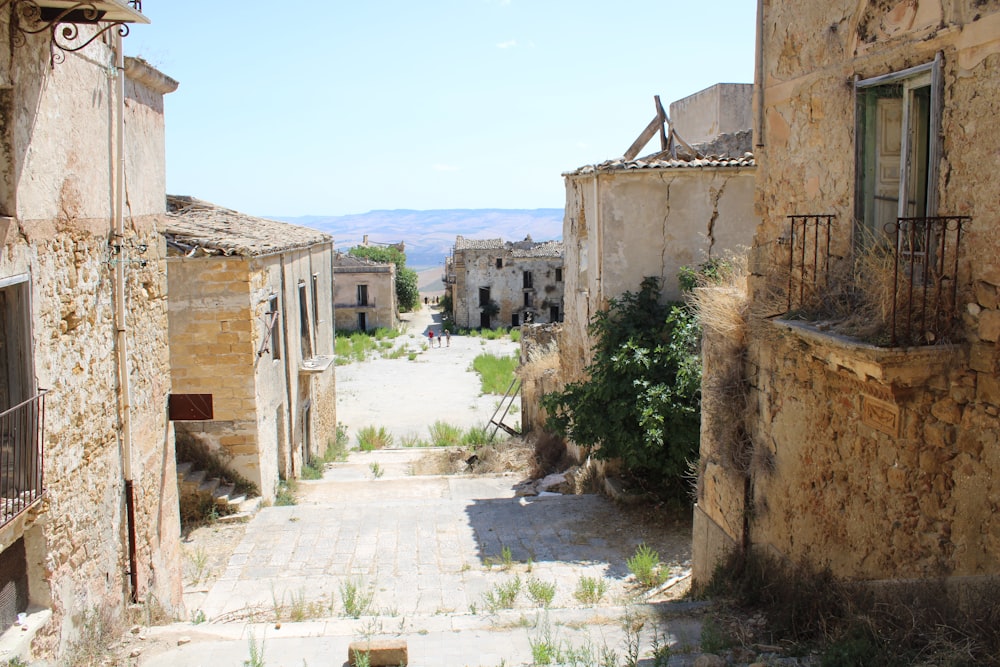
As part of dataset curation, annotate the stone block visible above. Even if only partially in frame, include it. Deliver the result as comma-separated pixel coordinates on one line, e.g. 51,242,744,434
347,639,408,667
930,398,962,425
980,310,1000,343
977,372,1000,406
970,343,998,373
976,281,999,310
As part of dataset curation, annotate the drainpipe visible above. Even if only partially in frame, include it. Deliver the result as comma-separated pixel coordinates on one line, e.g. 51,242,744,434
279,254,295,484
591,169,602,305
112,33,139,604
754,0,765,148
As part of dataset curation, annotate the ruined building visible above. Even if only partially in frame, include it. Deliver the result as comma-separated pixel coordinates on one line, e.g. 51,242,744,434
446,236,564,329
0,4,183,660
164,197,337,503
333,251,398,332
694,0,1000,585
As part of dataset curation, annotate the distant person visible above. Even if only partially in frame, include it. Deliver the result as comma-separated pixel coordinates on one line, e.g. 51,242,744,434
444,329,451,347
428,329,434,346
424,296,428,305
437,330,443,347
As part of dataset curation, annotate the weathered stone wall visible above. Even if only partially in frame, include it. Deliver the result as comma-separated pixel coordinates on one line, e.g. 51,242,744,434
168,256,263,488
560,167,758,388
453,247,563,329
695,0,1000,584
670,84,754,146
0,22,182,659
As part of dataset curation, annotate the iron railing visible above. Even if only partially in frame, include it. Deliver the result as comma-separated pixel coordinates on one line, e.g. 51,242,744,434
889,216,970,346
783,214,837,312
0,390,47,529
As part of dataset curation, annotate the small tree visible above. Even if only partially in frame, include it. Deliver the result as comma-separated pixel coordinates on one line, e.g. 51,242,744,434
541,277,701,498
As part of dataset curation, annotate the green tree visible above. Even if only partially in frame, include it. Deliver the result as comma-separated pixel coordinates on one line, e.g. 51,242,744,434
348,245,420,312
541,277,701,498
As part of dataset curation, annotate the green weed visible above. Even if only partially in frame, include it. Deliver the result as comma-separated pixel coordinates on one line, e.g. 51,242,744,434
461,424,492,447
482,576,521,612
244,627,265,667
472,352,519,394
526,578,556,607
573,576,607,605
370,462,384,479
428,420,462,447
357,425,393,451
627,543,665,588
400,433,431,448
275,480,297,506
340,579,375,618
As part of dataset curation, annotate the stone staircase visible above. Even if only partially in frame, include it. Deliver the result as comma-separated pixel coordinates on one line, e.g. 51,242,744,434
176,461,255,519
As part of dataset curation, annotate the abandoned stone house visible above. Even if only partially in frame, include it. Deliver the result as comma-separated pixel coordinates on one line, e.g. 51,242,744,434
0,4,184,661
163,197,337,504
446,235,564,330
333,251,398,332
694,0,1000,585
520,84,759,435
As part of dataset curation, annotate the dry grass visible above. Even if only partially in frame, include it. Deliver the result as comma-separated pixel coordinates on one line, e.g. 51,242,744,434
410,437,534,476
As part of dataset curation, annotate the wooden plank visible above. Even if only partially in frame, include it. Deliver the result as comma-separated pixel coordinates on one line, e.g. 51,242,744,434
623,115,663,161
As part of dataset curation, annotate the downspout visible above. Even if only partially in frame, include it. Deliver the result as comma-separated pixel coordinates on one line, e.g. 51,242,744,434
112,33,139,603
279,254,295,483
754,0,765,148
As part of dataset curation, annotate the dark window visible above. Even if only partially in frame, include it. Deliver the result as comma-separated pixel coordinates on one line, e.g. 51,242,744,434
268,294,281,360
480,311,491,329
555,268,563,282
311,274,320,332
496,258,502,269
550,305,560,322
524,292,532,307
523,271,533,288
298,282,313,359
511,314,519,327
478,287,490,307
358,284,369,306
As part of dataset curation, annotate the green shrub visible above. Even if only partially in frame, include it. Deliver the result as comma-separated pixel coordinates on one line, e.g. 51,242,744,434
462,424,492,447
509,327,521,342
472,352,519,394
428,421,462,447
542,277,701,499
526,578,556,607
573,576,607,604
357,425,393,451
627,543,665,588
275,480,297,506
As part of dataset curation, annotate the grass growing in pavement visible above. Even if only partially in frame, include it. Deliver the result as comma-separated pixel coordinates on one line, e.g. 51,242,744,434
461,424,493,447
340,578,375,618
472,352,519,394
573,576,607,605
274,480,297,506
526,578,557,607
428,420,462,447
357,425,394,451
482,576,521,612
626,543,666,588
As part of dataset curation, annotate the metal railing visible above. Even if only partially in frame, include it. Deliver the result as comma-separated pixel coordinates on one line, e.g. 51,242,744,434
0,390,47,529
889,216,970,346
782,214,837,312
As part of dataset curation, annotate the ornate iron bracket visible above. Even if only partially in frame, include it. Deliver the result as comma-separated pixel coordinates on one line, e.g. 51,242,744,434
2,1,144,67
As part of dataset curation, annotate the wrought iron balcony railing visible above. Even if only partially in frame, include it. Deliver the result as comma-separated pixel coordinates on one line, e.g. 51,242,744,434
0,391,47,530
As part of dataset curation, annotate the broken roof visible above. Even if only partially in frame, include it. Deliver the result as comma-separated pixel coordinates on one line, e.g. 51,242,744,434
164,195,331,257
567,150,754,176
333,252,394,271
454,235,562,258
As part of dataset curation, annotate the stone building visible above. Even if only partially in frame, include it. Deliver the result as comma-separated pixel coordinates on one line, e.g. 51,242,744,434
0,5,183,661
333,251,398,332
164,196,337,503
556,83,758,395
447,236,564,329
694,1,1000,585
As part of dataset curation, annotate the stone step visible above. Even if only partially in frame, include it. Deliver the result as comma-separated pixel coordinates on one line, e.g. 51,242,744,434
182,468,207,489
175,461,193,478
197,477,220,496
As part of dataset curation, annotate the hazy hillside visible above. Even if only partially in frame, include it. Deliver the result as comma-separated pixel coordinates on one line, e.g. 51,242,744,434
272,209,564,269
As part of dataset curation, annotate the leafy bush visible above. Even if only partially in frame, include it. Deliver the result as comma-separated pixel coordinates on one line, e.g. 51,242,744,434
627,543,665,588
348,245,420,312
357,425,393,451
472,352,519,394
542,277,700,498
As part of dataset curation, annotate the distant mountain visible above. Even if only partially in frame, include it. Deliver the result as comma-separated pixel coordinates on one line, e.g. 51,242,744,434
272,209,564,269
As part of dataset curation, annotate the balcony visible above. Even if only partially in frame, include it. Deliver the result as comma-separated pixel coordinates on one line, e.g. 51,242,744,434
0,391,47,530
780,215,969,347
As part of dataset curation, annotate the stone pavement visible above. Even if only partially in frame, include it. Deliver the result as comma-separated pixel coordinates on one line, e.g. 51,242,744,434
140,451,701,666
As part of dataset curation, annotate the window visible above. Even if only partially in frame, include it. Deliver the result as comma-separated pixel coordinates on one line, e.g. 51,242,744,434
524,292,532,308
523,271,533,289
496,258,502,269
0,278,33,411
555,268,562,282
310,273,320,332
856,56,941,243
357,312,367,331
267,294,281,360
550,305,560,322
298,281,313,359
357,284,369,306
478,287,490,307
511,313,519,327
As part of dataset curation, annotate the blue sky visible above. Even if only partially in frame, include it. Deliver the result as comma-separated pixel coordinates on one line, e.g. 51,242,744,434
126,1,757,217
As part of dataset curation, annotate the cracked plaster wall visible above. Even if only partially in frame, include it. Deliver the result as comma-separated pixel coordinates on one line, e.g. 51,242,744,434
695,0,1000,584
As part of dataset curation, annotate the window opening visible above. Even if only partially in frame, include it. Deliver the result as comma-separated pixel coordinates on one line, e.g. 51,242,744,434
496,258,502,269
311,273,320,331
298,282,313,359
478,287,490,307
555,268,562,282
357,284,369,306
267,294,281,360
523,271,533,289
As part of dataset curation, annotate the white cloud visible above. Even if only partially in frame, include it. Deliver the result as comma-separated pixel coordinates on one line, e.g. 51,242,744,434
496,39,518,49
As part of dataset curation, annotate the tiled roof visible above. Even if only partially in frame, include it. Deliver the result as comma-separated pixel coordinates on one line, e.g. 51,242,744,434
567,151,755,176
454,236,505,250
164,195,331,257
333,252,393,272
454,235,562,258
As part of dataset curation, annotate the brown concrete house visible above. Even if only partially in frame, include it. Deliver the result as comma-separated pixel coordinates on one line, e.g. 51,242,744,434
0,6,183,661
333,252,398,332
164,197,337,503
694,0,1000,585
447,236,564,330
